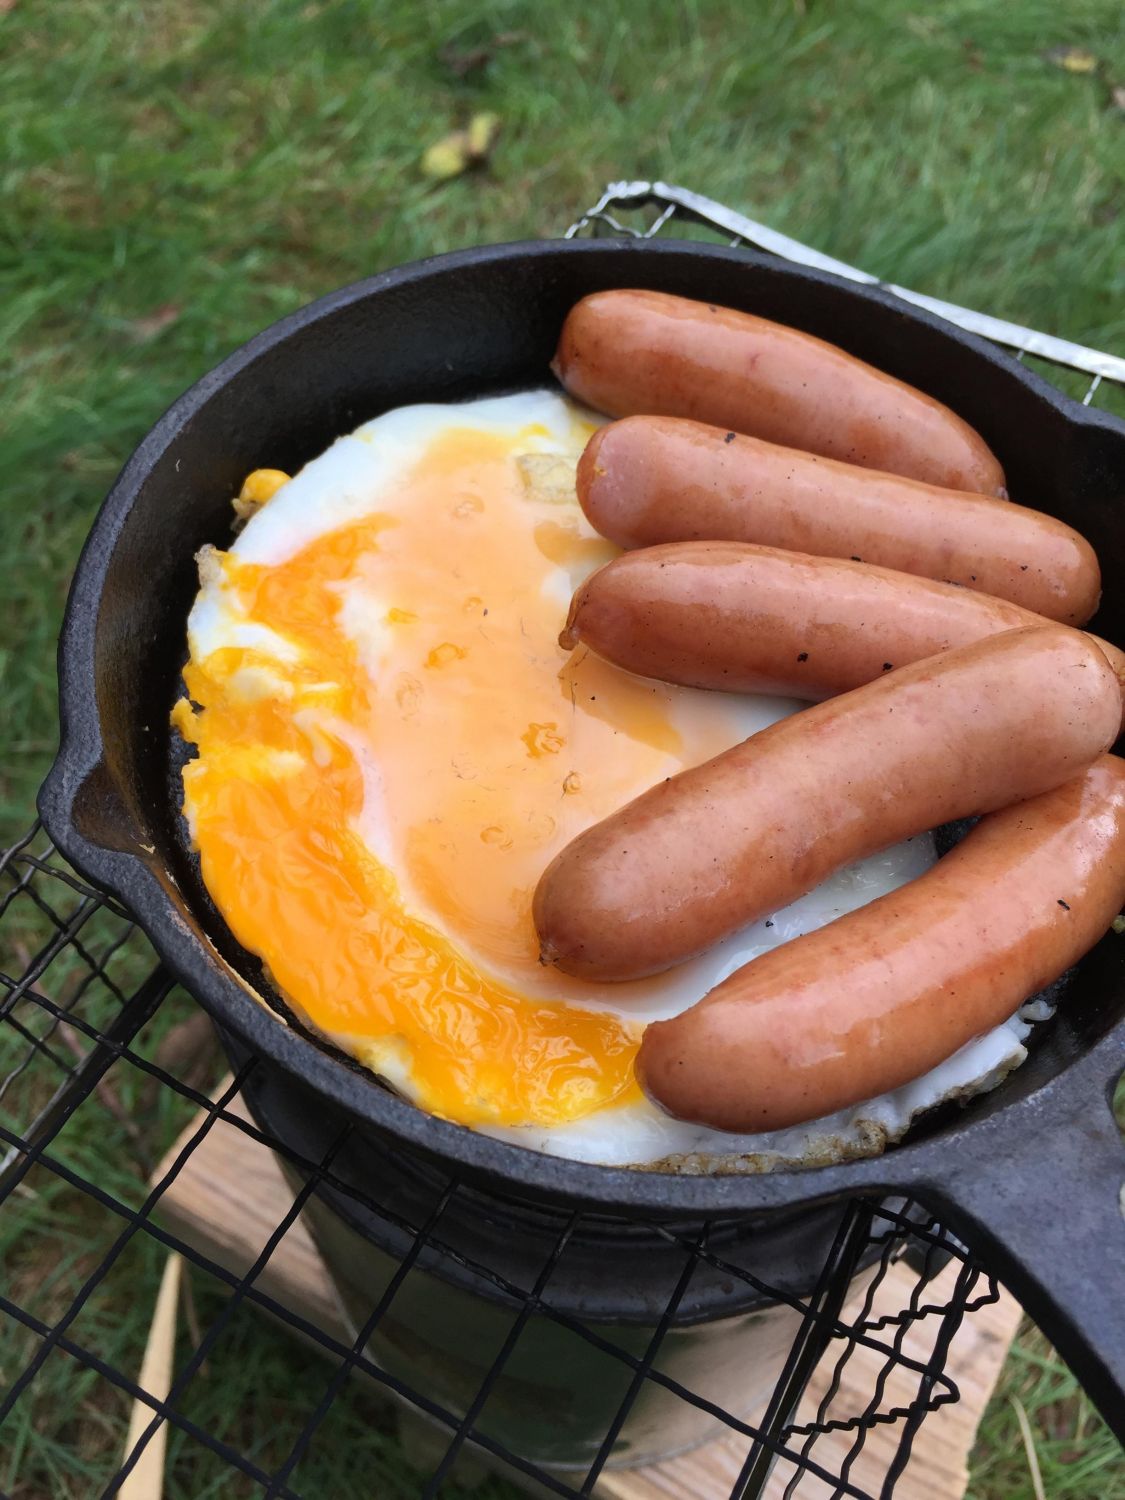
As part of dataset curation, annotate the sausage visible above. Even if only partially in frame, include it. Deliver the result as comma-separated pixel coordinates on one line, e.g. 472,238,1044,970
533,626,1122,981
637,755,1125,1133
561,542,1125,711
554,291,1007,494
576,416,1099,623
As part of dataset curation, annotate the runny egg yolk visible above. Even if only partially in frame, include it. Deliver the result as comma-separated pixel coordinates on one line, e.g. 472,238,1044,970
176,420,746,1129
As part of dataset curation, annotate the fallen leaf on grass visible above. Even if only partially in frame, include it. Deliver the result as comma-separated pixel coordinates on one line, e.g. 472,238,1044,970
1112,85,1125,112
439,29,528,78
1044,45,1099,75
467,111,500,156
422,134,471,180
128,301,182,341
440,42,493,79
421,113,501,180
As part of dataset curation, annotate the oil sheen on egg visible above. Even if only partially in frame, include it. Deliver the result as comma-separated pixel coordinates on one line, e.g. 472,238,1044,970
175,390,1032,1171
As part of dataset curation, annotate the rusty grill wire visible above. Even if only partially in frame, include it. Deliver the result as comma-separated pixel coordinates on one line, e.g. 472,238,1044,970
3,183,1123,1500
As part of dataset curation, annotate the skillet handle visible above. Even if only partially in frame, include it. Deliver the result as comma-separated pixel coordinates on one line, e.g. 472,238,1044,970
915,1056,1125,1443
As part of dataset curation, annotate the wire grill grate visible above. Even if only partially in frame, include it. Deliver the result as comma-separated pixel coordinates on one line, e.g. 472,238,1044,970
0,827,1000,1499
5,181,1121,1499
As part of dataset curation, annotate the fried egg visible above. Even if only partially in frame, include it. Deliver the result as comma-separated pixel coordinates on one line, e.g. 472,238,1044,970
175,390,1032,1170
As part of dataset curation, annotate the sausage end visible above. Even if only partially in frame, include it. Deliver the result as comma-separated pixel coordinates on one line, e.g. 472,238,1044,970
559,588,583,651
575,425,609,516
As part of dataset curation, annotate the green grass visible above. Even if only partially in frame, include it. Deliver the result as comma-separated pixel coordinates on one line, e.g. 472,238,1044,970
970,1322,1125,1500
2,0,1124,1494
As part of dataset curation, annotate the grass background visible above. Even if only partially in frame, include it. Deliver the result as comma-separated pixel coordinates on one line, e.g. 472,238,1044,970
2,0,1124,1494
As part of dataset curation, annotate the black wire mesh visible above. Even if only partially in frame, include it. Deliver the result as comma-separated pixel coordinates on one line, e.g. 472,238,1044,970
7,183,1122,1499
0,798,999,1500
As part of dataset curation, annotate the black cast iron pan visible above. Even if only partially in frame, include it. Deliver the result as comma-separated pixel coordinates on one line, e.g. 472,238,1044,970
38,240,1125,1437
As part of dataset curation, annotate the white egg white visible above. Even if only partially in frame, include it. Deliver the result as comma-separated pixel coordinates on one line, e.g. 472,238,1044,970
187,390,1035,1171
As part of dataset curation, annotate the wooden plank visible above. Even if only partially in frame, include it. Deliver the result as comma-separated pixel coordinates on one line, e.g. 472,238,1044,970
118,1251,183,1500
155,1087,1020,1497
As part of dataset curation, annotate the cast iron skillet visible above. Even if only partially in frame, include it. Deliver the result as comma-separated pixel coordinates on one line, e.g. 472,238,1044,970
38,240,1125,1436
